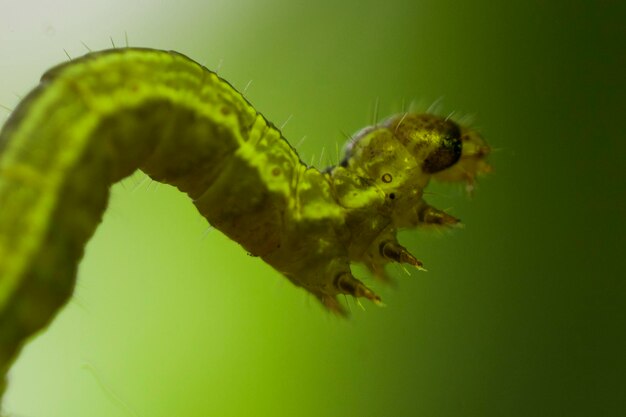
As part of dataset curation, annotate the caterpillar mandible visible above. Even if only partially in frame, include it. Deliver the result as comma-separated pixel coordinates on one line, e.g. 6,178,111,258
0,47,491,398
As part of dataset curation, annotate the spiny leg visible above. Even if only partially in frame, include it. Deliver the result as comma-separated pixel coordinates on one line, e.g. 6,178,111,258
333,272,382,305
311,270,384,315
365,205,461,280
417,203,460,227
379,240,425,270
311,270,383,316
363,232,426,284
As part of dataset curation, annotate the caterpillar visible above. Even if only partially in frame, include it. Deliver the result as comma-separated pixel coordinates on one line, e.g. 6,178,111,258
0,47,491,400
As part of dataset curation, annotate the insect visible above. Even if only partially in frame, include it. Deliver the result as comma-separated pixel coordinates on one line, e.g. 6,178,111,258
0,47,490,401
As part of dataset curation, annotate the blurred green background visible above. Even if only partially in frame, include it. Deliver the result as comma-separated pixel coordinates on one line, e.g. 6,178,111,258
0,0,623,416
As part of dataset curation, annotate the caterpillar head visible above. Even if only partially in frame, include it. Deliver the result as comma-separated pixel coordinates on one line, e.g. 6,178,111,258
332,112,491,232
341,113,490,194
341,114,463,190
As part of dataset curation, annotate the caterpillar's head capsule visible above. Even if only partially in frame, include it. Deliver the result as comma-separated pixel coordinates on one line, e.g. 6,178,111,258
340,114,463,187
383,113,463,173
339,113,490,194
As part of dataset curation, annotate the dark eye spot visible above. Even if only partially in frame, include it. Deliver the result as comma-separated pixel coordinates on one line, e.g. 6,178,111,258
271,167,281,176
444,120,462,141
381,173,393,183
389,193,396,200
422,121,462,173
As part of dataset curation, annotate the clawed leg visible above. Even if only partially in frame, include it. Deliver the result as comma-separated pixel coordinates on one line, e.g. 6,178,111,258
379,240,426,270
310,270,383,316
361,234,426,285
417,203,460,226
333,272,382,305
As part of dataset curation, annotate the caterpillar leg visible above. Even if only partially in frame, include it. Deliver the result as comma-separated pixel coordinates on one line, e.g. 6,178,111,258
417,203,460,227
362,235,426,285
311,272,382,316
334,272,382,304
359,204,460,286
379,240,424,269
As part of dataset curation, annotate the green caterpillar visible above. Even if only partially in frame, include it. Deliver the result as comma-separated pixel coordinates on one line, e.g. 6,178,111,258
0,47,491,400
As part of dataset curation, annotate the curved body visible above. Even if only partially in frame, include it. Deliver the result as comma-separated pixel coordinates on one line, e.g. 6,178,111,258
0,48,490,397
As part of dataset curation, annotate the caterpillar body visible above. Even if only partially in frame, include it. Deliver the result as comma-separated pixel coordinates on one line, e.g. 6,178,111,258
0,48,491,398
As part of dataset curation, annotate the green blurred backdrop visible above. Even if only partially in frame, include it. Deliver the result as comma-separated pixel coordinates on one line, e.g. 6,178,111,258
0,0,623,416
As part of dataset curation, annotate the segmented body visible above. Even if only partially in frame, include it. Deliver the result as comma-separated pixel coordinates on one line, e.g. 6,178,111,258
0,48,491,399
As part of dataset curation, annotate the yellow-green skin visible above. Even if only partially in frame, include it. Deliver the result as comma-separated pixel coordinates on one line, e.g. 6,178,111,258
0,48,490,398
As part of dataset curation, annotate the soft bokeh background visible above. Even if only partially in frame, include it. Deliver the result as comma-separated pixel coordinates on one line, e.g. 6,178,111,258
0,0,623,416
